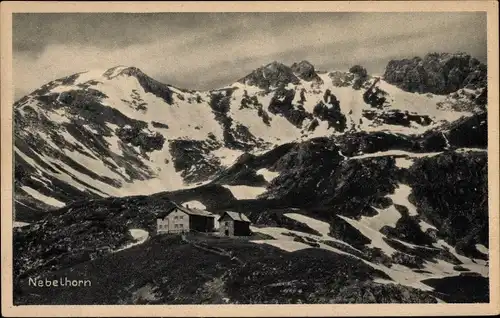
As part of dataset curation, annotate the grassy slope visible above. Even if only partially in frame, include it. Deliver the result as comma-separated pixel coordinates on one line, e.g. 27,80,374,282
14,233,437,305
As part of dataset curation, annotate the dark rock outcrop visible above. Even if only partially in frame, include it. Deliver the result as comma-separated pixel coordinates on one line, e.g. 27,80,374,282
313,90,347,132
384,53,487,94
151,121,169,129
349,65,369,90
114,67,174,104
475,87,487,108
329,71,355,87
422,275,489,303
380,212,435,247
362,110,433,128
209,89,264,151
410,112,487,152
441,111,487,149
268,86,313,127
211,143,295,189
262,138,344,205
329,216,371,249
362,77,388,108
334,111,487,156
115,125,165,153
237,62,300,90
240,91,271,126
291,60,323,83
406,151,488,258
390,252,425,269
334,131,415,156
261,139,399,220
168,139,223,183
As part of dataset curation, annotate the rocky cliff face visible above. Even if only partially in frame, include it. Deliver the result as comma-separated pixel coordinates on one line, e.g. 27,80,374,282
291,60,323,83
383,52,487,95
237,61,301,90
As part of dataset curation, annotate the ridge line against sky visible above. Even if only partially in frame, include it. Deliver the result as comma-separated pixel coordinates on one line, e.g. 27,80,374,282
13,12,486,99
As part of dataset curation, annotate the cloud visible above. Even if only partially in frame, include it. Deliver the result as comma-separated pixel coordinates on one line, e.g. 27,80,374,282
13,12,486,100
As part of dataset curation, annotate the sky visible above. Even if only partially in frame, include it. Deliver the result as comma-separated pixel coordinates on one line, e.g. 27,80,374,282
13,12,487,100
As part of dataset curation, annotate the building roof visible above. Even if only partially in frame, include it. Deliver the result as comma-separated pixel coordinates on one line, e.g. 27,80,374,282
157,203,215,219
220,211,251,223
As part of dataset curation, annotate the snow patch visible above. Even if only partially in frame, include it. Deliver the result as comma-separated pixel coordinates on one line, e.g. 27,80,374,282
222,185,266,199
13,221,30,228
395,157,414,168
257,168,280,182
20,186,66,208
252,240,310,252
182,200,206,209
211,148,244,167
284,213,330,237
336,215,397,256
434,240,489,276
103,134,123,157
47,108,71,124
114,229,149,252
359,206,402,231
419,220,437,232
350,150,441,160
475,244,488,255
387,184,418,216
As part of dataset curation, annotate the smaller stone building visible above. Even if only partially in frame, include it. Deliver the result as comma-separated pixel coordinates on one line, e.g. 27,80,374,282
218,211,251,237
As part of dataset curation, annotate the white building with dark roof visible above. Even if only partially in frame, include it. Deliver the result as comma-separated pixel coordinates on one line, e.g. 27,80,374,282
157,203,216,234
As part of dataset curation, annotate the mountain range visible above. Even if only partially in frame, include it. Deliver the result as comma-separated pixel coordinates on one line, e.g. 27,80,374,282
13,52,489,304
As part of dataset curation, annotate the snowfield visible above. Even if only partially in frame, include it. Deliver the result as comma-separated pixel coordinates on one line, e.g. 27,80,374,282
114,229,149,253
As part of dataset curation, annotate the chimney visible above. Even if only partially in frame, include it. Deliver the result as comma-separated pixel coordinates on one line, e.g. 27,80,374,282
186,204,189,209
